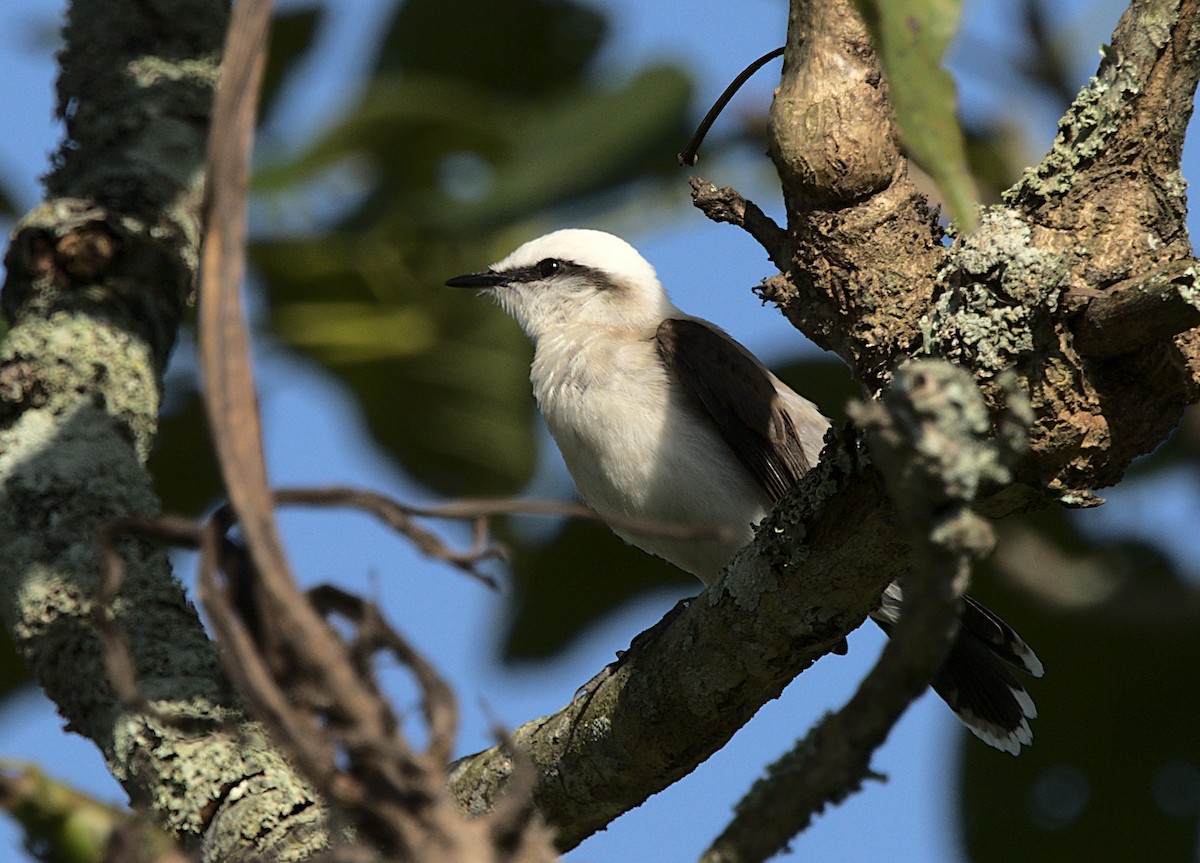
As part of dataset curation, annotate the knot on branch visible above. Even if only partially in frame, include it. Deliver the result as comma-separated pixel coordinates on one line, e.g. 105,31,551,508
2,199,192,366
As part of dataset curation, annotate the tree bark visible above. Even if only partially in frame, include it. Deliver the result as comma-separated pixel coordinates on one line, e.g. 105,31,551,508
0,2,332,860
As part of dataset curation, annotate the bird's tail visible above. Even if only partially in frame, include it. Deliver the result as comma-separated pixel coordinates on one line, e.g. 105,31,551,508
872,587,1044,754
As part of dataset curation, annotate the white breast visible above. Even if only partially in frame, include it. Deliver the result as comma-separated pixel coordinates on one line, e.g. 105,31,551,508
530,326,769,583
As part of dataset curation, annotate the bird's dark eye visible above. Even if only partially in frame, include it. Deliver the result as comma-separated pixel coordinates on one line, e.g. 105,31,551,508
536,258,561,278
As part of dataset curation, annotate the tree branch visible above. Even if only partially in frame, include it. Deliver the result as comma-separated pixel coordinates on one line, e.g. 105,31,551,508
688,177,790,271
699,361,1025,863
0,2,335,860
449,431,906,851
1072,261,1200,358
755,0,947,389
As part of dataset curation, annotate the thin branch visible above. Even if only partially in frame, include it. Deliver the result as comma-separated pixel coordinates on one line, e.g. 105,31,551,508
448,428,906,851
273,486,732,586
688,177,790,271
678,46,784,167
92,484,579,860
1072,261,1200,358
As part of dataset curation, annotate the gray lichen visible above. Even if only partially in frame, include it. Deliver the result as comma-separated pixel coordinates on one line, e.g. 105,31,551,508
922,208,1069,377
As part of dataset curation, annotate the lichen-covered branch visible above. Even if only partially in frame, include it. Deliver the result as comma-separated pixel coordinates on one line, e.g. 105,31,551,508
449,431,905,851
697,361,1024,863
926,0,1200,499
0,2,333,860
757,0,1200,495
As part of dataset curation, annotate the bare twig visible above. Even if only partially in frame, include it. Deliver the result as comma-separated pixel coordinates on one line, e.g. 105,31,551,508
92,481,587,860
687,177,791,271
273,486,733,587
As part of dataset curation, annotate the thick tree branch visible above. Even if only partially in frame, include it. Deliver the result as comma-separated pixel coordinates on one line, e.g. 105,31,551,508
758,0,946,389
450,432,905,851
929,0,1200,497
0,2,335,860
699,361,1025,863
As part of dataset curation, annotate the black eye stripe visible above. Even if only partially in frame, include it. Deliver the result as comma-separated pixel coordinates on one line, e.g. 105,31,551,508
500,260,622,291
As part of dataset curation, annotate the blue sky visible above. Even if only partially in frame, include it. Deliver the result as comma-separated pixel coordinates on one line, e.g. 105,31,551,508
1,1,1196,861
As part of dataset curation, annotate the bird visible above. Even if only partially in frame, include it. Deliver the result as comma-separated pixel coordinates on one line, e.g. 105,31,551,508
446,228,1044,754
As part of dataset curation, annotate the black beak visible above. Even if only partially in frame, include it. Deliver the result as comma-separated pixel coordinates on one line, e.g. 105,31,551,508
445,270,507,289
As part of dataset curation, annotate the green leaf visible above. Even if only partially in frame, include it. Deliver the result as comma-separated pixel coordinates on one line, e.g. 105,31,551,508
0,180,19,218
148,386,224,515
425,66,692,235
377,0,606,97
251,75,506,195
251,235,538,496
254,64,692,237
959,508,1200,859
854,0,980,230
0,626,30,704
772,357,859,427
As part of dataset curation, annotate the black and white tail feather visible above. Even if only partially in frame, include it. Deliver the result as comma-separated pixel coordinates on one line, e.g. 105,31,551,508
873,584,1044,754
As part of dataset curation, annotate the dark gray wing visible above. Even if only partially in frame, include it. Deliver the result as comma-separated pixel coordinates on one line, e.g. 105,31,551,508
656,317,810,503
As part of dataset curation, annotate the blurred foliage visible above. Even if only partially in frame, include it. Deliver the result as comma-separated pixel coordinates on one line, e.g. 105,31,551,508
259,5,323,125
960,503,1200,862
239,0,691,500
0,763,184,863
503,518,691,658
0,627,29,702
148,382,222,517
0,182,18,219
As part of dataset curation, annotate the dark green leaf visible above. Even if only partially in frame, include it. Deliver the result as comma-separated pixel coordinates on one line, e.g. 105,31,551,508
148,387,224,515
251,235,538,496
254,65,692,238
378,0,605,97
771,356,859,427
261,6,324,123
960,511,1200,860
854,0,980,230
424,66,692,235
0,179,19,218
0,626,30,704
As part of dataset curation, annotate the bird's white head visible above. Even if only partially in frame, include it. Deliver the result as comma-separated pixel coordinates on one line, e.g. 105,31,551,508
445,229,678,341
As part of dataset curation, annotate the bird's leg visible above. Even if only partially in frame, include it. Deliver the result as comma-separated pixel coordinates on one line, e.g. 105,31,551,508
574,596,693,698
